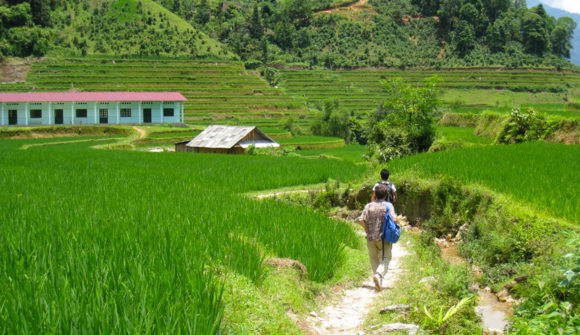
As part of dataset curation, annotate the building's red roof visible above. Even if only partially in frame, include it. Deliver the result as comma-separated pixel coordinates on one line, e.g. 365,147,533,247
0,92,187,103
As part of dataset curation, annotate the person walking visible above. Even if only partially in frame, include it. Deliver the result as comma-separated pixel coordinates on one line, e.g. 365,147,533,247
359,183,397,291
371,169,397,203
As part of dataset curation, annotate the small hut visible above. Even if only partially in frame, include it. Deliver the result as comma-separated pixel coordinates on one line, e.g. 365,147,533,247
176,125,279,154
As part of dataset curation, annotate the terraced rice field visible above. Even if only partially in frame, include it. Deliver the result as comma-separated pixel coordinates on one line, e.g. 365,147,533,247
3,58,580,129
0,58,310,128
278,69,580,116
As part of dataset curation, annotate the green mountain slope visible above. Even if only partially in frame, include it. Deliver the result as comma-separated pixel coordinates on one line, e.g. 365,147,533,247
1,0,234,59
1,0,578,67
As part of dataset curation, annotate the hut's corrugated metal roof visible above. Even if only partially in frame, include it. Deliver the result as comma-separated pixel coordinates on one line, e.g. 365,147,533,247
185,125,277,149
0,92,187,103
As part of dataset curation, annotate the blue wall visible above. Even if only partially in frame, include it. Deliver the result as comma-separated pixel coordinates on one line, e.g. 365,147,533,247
0,101,183,126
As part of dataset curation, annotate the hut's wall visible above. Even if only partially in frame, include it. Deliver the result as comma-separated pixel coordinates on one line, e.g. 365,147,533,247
175,143,187,152
188,147,244,154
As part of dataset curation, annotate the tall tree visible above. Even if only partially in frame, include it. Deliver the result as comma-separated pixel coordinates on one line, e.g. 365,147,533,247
248,4,263,39
551,17,576,58
195,0,210,25
452,20,474,55
522,11,549,55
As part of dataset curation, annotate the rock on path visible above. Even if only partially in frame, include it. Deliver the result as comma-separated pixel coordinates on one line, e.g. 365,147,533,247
307,243,409,334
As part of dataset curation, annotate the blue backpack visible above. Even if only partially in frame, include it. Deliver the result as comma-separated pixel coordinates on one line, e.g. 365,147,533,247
382,202,401,243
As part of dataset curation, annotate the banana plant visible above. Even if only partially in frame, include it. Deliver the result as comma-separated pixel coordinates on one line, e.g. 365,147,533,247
423,296,474,328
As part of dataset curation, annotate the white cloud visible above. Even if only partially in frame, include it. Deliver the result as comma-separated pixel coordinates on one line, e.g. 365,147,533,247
541,0,580,14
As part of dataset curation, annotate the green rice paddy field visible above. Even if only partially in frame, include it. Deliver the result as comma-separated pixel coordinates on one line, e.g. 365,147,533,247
388,142,580,224
278,68,580,118
0,138,366,333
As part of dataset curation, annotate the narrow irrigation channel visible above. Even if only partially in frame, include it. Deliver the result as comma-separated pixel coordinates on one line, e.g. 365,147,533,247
438,241,513,333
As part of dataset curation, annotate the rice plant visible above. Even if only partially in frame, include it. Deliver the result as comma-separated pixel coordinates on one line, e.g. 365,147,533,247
0,139,364,333
389,142,580,223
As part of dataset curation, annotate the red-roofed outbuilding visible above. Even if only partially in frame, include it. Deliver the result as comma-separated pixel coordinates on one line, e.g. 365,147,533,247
0,92,187,126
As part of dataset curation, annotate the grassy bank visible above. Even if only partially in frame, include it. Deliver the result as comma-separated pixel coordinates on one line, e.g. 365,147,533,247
439,111,580,144
386,168,579,332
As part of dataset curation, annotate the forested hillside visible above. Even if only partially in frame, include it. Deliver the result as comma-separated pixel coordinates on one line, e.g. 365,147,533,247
0,0,578,68
0,0,233,59
528,0,580,66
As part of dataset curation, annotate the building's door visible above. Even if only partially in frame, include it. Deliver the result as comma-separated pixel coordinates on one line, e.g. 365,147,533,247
8,110,17,125
55,109,64,125
143,108,152,123
100,109,108,124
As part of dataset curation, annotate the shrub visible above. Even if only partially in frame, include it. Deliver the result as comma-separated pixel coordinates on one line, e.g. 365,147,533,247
260,67,280,86
495,108,557,144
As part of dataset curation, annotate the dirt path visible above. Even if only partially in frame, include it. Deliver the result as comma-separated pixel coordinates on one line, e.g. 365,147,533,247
306,243,408,334
254,190,311,199
318,0,369,14
133,126,147,139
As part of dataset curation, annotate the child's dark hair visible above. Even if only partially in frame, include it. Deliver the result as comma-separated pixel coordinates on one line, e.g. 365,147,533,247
375,183,388,200
380,169,390,181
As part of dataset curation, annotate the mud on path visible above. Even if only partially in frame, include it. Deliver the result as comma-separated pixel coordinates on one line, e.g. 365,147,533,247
304,243,409,335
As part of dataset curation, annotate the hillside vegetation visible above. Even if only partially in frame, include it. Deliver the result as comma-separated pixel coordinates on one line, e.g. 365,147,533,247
0,0,232,59
1,0,578,68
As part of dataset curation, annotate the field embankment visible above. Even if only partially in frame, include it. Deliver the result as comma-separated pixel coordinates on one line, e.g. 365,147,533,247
439,111,580,144
374,142,580,332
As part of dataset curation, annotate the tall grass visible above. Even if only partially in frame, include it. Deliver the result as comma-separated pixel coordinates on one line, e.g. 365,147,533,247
0,139,364,333
389,142,580,223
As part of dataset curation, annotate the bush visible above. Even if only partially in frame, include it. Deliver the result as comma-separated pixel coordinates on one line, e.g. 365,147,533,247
495,108,557,144
260,67,280,86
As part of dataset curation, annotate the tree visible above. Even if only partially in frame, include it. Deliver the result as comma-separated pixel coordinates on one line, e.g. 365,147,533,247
522,11,549,55
437,0,461,30
285,0,312,28
30,0,52,27
195,0,210,25
311,100,353,142
452,20,474,56
459,3,478,26
551,17,576,58
248,4,262,39
412,0,440,16
366,76,440,159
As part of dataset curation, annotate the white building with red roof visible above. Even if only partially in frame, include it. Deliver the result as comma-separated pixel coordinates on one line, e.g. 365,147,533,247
0,92,187,126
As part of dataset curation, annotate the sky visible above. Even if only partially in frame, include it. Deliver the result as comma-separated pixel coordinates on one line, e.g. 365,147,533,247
540,0,580,14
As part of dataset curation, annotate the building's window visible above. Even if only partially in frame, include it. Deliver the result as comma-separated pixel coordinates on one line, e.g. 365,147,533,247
163,102,174,105
30,109,42,118
6,103,18,106
30,103,42,106
76,109,88,118
120,108,131,117
163,108,174,117
77,102,87,106
55,102,64,105
100,109,108,118
142,102,153,105
121,102,131,105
